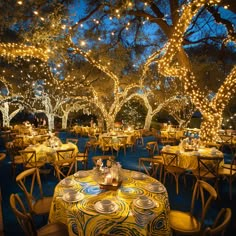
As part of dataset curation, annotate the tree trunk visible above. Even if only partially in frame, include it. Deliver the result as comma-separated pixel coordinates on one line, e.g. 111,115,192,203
1,103,10,127
62,112,69,130
144,111,153,130
105,116,115,131
199,113,222,143
47,114,55,131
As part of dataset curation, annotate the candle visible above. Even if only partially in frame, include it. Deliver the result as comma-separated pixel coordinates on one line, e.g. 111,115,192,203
105,174,112,185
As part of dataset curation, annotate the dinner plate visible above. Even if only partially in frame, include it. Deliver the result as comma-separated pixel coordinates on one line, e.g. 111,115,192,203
62,191,84,203
74,171,88,178
133,198,157,209
131,172,146,180
94,200,118,214
60,178,75,187
145,183,166,193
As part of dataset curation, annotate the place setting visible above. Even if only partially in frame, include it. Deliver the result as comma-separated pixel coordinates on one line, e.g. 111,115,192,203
59,177,76,187
94,199,119,214
62,189,85,203
133,195,158,210
131,171,147,180
145,182,166,194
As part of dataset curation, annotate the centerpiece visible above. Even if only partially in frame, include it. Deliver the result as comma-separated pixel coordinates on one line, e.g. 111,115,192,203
94,157,122,190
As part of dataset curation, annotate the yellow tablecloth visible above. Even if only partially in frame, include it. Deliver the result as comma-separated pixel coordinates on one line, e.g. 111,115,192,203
49,170,171,236
98,133,133,151
162,146,224,170
160,130,185,140
25,143,78,163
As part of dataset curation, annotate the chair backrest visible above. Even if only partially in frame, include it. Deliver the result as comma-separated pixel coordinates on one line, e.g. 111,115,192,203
13,136,24,149
66,138,78,146
218,134,232,144
117,136,128,145
16,168,44,213
102,136,113,145
168,131,176,139
19,150,38,168
9,193,37,236
146,141,158,157
190,180,218,229
92,155,115,166
161,151,179,167
56,148,75,161
203,208,232,236
197,156,223,180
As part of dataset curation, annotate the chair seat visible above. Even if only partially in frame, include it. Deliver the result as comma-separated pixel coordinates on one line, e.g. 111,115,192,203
0,153,6,161
221,164,236,171
166,166,185,174
13,155,24,164
33,196,53,215
218,167,236,175
25,161,45,169
37,222,69,236
169,210,201,234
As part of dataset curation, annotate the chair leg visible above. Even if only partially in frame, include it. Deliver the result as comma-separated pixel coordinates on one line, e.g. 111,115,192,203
175,175,179,195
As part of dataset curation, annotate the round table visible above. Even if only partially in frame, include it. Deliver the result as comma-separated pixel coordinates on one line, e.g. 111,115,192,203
49,169,171,236
162,145,224,170
25,142,78,163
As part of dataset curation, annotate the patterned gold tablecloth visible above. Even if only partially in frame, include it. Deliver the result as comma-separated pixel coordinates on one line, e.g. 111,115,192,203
49,170,171,236
162,146,224,170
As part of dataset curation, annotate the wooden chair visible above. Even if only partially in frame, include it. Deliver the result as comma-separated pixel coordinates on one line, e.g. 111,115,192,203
19,150,45,169
53,148,75,180
161,151,186,194
126,135,137,152
75,142,90,171
13,136,26,150
92,155,115,166
116,136,128,156
0,188,3,234
6,142,24,179
87,135,100,152
138,156,163,181
218,153,236,200
218,134,234,154
169,180,218,235
202,208,232,236
101,136,113,155
10,193,69,236
66,138,78,146
146,141,159,157
16,168,53,216
192,155,223,194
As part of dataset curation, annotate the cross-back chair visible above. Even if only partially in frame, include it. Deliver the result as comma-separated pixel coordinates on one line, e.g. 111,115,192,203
169,179,218,235
10,193,69,236
6,142,24,179
75,142,90,171
16,167,53,216
138,156,163,181
19,150,45,169
218,153,236,200
116,136,128,156
218,134,234,154
126,135,136,152
101,136,113,155
88,135,100,152
161,151,186,194
193,155,223,194
146,141,159,157
53,148,75,180
66,138,78,146
202,208,232,236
